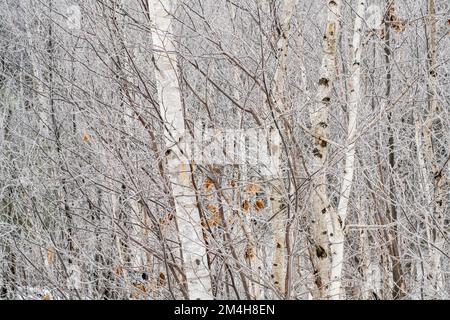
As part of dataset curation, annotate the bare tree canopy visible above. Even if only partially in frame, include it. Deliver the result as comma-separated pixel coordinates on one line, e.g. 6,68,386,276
0,0,448,300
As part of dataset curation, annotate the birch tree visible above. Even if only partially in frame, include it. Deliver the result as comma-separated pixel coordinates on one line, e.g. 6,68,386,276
309,0,342,299
328,0,365,299
269,0,298,296
423,0,446,296
149,0,212,299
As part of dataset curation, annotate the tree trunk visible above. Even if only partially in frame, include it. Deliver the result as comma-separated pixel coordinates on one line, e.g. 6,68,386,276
383,1,406,299
269,0,297,297
149,0,212,299
328,0,365,300
423,0,445,297
309,0,341,299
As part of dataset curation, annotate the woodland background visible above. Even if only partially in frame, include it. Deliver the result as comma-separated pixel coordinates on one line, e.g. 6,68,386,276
0,0,448,300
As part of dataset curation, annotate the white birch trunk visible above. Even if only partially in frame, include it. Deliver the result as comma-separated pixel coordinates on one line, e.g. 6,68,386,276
309,0,341,298
327,0,364,299
149,0,212,299
414,113,433,251
269,0,297,296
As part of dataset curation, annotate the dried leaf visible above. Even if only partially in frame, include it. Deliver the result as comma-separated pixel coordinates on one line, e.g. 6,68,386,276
159,272,166,285
242,200,249,212
47,247,54,265
244,245,255,260
207,204,218,215
253,199,265,211
204,178,214,191
207,213,221,227
134,282,147,293
82,133,90,142
42,294,51,300
245,183,260,194
131,282,148,299
391,20,406,33
114,266,123,277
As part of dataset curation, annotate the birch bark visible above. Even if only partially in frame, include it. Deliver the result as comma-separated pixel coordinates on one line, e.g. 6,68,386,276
149,0,212,299
309,0,341,299
269,0,297,296
328,0,365,299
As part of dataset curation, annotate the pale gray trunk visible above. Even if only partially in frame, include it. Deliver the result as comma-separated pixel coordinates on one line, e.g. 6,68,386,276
309,0,341,299
328,0,365,299
149,0,212,299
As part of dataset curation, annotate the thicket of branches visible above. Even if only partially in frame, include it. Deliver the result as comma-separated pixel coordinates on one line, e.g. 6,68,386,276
0,0,448,300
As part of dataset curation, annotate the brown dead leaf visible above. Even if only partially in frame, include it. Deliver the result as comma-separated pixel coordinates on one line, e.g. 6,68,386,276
159,272,166,285
242,200,249,212
253,199,265,211
134,282,148,293
391,20,406,33
114,266,123,277
207,204,218,215
203,178,214,191
47,247,54,265
244,245,255,260
207,213,222,227
131,282,148,299
42,294,51,300
82,133,90,142
245,183,260,194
